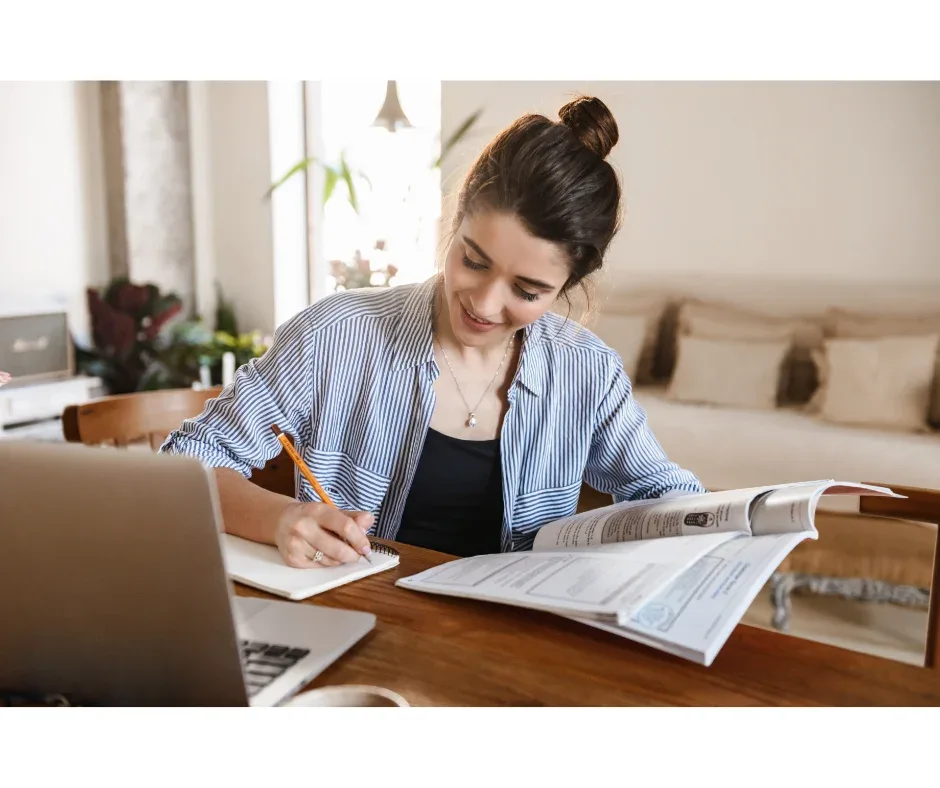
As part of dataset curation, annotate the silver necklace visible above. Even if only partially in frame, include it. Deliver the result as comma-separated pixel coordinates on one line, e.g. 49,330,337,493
435,333,515,428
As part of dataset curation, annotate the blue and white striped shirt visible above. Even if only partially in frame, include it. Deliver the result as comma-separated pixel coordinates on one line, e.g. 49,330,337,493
160,276,705,551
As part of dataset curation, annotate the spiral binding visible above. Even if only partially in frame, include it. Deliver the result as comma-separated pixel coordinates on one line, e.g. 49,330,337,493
368,540,400,559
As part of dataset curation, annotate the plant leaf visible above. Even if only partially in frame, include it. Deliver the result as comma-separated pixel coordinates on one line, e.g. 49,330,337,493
265,157,318,199
340,156,359,214
433,108,482,169
322,166,340,207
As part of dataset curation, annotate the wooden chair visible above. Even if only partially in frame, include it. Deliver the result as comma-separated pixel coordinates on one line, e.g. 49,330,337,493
858,483,940,671
62,387,296,497
577,484,613,513
773,483,939,671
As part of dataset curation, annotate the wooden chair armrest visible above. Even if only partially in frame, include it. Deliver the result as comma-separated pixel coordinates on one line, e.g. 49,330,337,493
61,404,82,443
860,483,940,523
860,482,940,672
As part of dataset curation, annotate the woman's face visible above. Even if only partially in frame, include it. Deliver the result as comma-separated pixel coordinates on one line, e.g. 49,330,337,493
442,211,570,349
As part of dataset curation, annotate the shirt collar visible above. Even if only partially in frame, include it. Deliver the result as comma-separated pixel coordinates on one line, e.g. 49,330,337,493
390,276,438,371
513,320,545,397
391,274,547,397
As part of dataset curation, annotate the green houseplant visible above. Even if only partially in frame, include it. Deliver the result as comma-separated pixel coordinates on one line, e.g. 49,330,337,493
77,277,268,394
76,278,184,394
265,108,483,210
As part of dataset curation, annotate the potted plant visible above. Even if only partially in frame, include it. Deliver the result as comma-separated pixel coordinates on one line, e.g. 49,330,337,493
141,321,268,391
76,277,269,394
76,278,184,394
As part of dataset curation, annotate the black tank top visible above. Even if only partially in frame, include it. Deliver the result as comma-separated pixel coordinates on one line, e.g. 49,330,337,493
395,428,503,557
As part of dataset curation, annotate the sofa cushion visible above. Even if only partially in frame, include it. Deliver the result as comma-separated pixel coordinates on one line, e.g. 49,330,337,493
676,301,823,405
825,308,940,427
810,334,940,433
591,292,668,384
666,335,791,410
633,384,940,509
590,313,648,380
680,301,823,348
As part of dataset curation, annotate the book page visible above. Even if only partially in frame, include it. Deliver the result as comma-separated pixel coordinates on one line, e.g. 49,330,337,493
748,484,821,535
749,480,905,536
576,529,814,666
221,535,399,601
533,487,774,552
396,531,741,624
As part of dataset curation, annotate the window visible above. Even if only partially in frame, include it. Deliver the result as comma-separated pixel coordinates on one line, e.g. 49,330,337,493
310,80,442,299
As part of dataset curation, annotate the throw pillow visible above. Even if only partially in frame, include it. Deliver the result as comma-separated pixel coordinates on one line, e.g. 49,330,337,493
810,334,940,432
676,301,823,405
592,293,667,383
590,313,649,381
825,309,940,427
666,335,791,410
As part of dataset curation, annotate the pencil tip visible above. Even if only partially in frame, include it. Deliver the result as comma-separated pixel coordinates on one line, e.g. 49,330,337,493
270,424,283,437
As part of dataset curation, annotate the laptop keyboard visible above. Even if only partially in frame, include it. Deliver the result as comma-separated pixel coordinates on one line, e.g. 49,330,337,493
240,640,310,697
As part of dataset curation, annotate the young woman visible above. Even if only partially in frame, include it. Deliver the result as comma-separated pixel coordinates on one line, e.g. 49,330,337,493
160,95,705,566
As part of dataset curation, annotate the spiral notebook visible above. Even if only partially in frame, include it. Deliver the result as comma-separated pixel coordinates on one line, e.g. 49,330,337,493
221,535,400,601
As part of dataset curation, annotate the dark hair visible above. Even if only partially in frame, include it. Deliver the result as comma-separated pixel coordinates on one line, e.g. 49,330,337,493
452,95,622,305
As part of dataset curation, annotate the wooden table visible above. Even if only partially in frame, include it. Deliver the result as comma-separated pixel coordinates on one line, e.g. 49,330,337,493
234,540,940,706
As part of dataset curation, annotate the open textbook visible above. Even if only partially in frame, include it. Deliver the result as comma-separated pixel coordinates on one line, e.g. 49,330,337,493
395,480,902,665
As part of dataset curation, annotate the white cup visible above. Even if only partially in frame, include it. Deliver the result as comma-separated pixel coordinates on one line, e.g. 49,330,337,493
282,684,409,708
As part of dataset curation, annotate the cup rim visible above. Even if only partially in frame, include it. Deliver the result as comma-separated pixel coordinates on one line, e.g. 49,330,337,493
283,684,409,707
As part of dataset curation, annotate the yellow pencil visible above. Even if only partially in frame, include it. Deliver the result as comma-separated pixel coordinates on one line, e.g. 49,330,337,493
270,424,373,564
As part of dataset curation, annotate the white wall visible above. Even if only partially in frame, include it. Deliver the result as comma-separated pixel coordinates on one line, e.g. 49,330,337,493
188,81,277,336
0,81,108,346
1,81,292,353
266,81,310,329
441,82,940,315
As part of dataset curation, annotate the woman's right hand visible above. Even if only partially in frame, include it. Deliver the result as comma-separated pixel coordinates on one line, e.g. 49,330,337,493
274,501,374,568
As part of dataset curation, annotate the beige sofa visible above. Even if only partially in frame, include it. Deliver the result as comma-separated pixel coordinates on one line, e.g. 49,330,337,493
633,384,940,509
590,279,940,495
591,279,940,628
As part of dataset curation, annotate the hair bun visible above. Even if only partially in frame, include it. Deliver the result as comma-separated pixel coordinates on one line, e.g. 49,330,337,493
558,96,619,159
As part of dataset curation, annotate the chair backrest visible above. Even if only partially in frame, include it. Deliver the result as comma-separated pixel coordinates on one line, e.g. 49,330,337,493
62,388,296,497
63,387,223,449
577,483,612,513
860,482,940,671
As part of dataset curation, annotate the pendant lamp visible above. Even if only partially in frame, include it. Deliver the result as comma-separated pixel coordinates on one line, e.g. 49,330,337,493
372,80,412,132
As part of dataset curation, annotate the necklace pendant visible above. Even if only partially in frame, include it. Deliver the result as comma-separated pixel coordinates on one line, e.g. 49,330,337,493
467,413,477,428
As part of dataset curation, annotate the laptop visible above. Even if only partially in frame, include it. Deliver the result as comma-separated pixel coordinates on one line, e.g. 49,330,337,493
0,440,376,706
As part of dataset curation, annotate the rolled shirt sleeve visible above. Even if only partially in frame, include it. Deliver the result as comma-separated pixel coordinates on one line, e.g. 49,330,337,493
159,311,315,478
